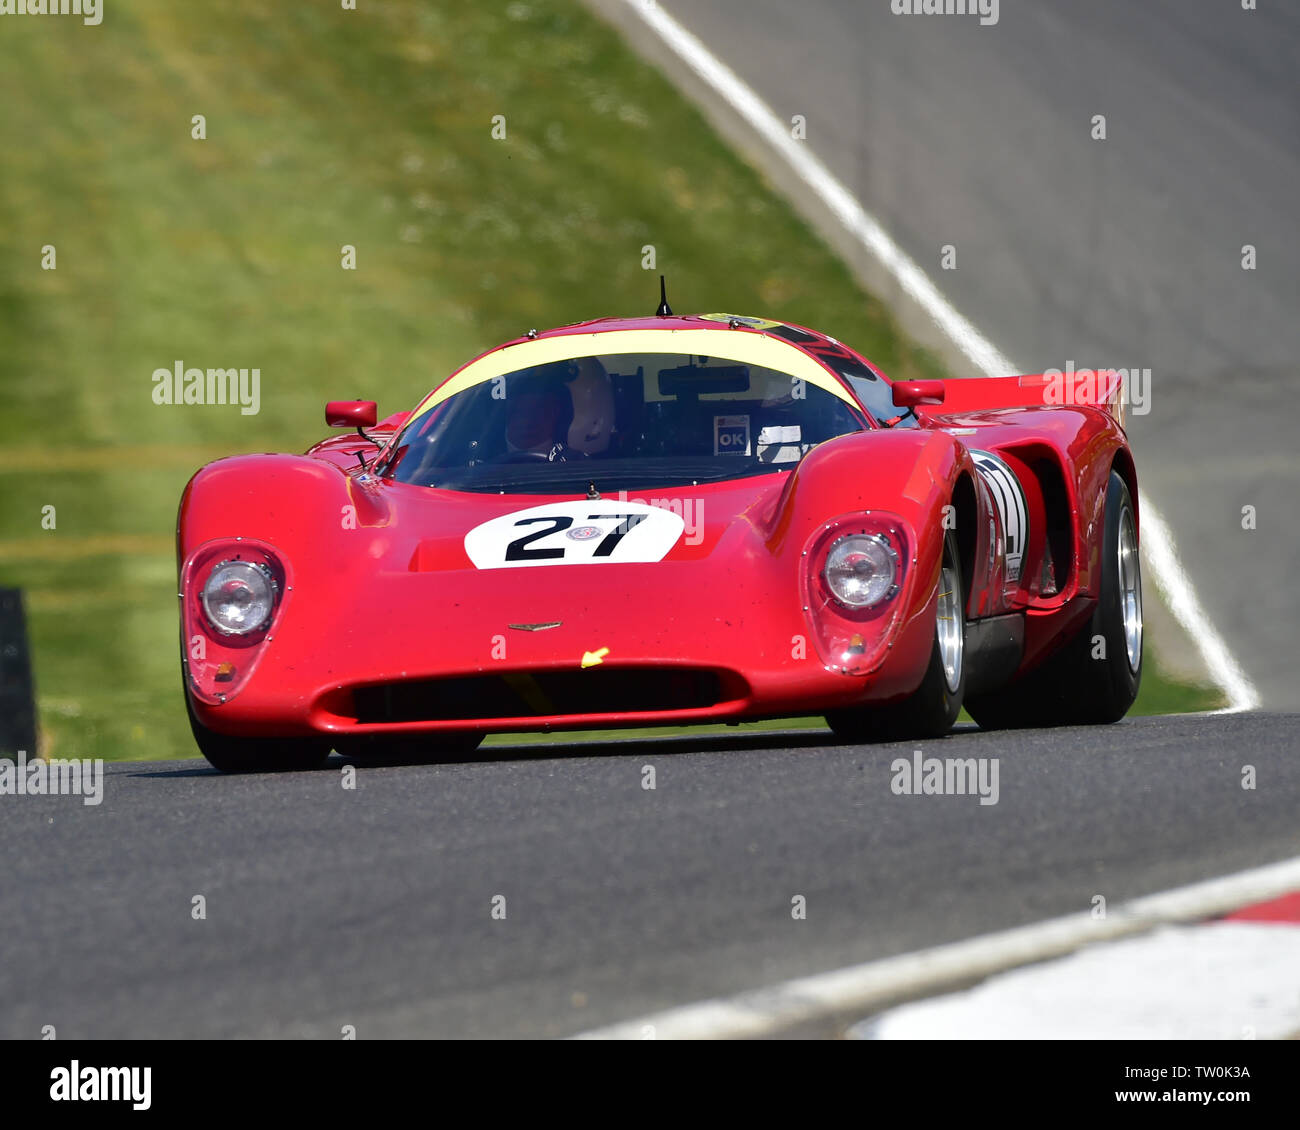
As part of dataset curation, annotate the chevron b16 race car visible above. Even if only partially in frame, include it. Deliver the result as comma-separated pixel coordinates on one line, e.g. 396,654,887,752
177,307,1143,772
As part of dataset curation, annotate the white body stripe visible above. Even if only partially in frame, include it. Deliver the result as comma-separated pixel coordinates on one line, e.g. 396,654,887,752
971,450,1027,584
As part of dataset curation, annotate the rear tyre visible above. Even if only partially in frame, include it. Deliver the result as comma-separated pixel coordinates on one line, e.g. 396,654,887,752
186,692,332,773
826,529,967,742
965,469,1142,730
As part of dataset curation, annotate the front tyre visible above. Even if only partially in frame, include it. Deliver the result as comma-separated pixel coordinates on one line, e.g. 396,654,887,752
186,692,332,773
826,529,967,742
965,469,1142,730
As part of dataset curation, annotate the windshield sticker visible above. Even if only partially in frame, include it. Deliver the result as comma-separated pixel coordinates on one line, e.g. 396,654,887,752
757,423,803,464
714,414,751,456
465,500,684,569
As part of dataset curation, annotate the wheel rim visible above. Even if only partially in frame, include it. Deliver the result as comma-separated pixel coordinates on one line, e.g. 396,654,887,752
1118,505,1143,673
937,563,963,693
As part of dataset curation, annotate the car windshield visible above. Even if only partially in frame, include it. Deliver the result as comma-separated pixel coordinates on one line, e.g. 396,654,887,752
382,351,868,493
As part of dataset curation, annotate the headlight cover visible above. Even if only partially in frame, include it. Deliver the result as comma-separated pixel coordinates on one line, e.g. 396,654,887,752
823,533,898,609
200,560,278,636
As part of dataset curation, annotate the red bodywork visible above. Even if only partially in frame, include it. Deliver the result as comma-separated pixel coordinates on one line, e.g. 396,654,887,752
177,315,1136,741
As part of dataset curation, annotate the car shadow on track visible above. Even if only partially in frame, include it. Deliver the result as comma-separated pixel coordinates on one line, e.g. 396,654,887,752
125,723,995,776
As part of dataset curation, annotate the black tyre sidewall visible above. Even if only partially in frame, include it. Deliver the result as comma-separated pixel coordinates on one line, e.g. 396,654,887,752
1089,471,1142,717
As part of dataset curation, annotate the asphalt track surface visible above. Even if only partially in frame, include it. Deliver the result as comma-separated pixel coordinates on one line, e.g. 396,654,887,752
1,713,1297,1039
598,0,1299,709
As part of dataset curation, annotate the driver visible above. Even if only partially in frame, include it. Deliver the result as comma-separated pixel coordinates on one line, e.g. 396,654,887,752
503,359,616,459
504,376,570,456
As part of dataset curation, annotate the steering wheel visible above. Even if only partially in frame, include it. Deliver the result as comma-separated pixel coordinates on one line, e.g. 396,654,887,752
490,443,592,464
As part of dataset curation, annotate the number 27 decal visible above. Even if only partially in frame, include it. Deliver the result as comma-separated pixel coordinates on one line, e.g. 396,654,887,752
465,500,685,569
505,514,648,561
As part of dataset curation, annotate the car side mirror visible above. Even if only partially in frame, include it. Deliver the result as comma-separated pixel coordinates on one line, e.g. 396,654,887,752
326,400,377,428
891,381,945,408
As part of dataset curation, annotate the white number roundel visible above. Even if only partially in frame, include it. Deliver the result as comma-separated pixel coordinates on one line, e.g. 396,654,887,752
464,500,685,569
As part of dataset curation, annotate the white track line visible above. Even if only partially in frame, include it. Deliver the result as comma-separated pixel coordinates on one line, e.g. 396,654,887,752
1138,502,1260,711
621,0,1259,713
575,856,1300,1039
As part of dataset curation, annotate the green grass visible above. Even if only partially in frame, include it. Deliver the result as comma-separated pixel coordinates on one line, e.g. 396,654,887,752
0,1,1220,761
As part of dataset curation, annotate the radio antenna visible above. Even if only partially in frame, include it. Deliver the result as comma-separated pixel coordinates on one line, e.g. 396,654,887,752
655,275,673,316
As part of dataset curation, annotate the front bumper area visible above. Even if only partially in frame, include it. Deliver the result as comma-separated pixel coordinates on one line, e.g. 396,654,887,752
188,558,938,739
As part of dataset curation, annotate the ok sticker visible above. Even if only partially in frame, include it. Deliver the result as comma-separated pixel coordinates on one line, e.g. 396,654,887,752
714,414,751,456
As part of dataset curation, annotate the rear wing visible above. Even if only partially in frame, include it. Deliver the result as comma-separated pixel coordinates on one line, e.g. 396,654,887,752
915,371,1128,429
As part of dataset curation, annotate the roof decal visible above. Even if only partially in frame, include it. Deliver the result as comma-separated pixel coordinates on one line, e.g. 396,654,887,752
403,327,858,429
697,313,783,330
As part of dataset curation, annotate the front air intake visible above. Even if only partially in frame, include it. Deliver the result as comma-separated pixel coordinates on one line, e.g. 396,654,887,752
351,667,729,723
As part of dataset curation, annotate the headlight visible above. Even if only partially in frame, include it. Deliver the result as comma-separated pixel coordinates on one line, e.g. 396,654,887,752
824,534,898,609
200,560,278,636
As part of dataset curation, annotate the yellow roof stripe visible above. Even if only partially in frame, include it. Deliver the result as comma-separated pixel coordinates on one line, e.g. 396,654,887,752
405,328,856,428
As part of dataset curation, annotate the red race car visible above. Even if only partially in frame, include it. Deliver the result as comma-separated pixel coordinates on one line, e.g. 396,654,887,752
177,307,1142,772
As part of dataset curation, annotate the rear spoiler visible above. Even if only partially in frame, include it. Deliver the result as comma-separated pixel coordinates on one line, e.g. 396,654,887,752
914,371,1128,428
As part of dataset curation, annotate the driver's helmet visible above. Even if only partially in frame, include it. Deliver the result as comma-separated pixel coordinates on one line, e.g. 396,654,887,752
504,358,615,457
